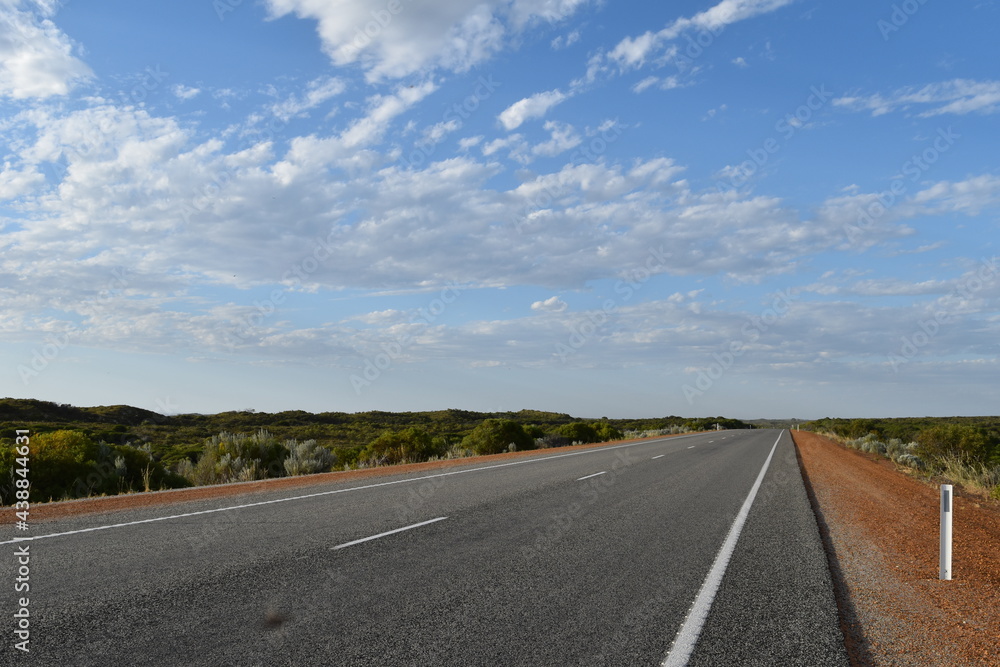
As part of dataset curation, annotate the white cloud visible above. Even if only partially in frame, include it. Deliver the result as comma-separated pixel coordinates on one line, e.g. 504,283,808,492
269,76,346,120
632,76,660,94
909,174,1000,215
458,135,483,150
608,31,659,70
421,119,460,146
0,0,92,99
531,296,568,312
532,120,581,157
551,29,581,50
498,89,568,130
0,162,44,198
732,56,748,68
172,84,202,101
264,0,592,81
589,0,793,85
834,79,1000,117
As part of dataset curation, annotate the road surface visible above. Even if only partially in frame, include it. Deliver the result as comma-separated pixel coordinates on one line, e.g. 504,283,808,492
2,429,846,665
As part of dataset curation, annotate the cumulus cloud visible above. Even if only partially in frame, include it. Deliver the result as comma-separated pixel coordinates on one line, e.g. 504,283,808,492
0,0,92,99
264,0,592,81
532,120,581,157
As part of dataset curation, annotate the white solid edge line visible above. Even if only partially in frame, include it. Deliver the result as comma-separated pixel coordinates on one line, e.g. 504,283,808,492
661,431,783,667
332,516,448,551
652,455,665,460
576,471,607,481
0,431,714,546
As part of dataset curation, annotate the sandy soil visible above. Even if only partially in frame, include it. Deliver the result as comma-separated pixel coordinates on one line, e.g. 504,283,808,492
793,430,1000,666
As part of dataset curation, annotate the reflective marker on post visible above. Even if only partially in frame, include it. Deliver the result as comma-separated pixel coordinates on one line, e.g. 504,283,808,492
940,484,953,581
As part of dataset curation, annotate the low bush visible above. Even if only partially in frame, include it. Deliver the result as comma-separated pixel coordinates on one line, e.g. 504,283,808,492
0,430,189,504
914,424,990,465
283,438,336,475
180,429,286,485
461,419,534,455
361,428,444,465
558,422,600,444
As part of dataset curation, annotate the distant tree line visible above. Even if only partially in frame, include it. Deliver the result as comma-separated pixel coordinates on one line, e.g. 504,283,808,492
0,399,753,503
804,416,1000,467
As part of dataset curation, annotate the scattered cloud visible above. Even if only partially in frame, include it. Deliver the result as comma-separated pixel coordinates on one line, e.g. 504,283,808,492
551,29,581,50
834,79,1000,117
269,76,346,121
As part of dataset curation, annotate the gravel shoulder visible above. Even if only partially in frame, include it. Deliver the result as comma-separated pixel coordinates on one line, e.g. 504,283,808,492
793,430,1000,666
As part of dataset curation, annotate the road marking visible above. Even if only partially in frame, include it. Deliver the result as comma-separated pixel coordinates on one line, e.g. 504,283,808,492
661,431,782,667
687,446,696,449
652,455,665,460
332,517,448,551
576,471,607,481
0,432,710,546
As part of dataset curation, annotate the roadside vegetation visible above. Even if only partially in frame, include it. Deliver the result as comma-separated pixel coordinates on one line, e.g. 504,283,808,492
0,398,750,503
804,417,1000,500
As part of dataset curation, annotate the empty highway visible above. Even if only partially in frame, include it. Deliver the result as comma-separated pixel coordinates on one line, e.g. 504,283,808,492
3,430,846,665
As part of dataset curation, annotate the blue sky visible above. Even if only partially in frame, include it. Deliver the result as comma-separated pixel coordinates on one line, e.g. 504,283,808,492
1,0,999,419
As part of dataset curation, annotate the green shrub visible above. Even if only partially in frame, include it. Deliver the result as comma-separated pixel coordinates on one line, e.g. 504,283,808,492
559,422,601,444
362,428,443,465
183,429,287,485
0,430,189,504
461,419,534,455
283,439,336,475
595,422,623,442
915,425,990,465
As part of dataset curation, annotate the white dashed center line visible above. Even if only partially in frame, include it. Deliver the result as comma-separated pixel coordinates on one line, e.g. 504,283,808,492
332,516,449,550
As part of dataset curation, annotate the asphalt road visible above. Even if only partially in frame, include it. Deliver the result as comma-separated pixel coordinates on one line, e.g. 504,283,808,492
2,429,847,666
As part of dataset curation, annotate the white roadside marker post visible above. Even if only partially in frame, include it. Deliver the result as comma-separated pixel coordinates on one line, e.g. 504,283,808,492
940,484,953,581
